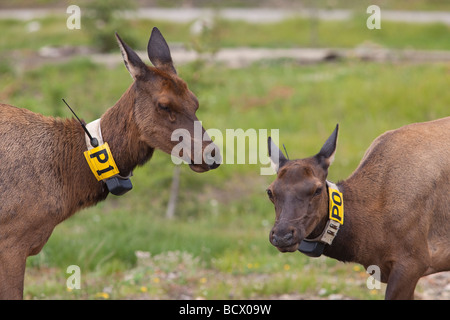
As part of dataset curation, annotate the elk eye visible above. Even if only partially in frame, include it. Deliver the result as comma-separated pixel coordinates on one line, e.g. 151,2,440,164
158,103,170,112
266,189,274,199
313,187,323,197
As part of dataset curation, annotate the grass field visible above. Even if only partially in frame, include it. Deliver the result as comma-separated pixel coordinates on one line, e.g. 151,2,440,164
0,11,449,299
1,14,450,51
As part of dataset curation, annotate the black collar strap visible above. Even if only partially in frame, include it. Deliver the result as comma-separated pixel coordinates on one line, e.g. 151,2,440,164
298,180,344,257
84,119,133,196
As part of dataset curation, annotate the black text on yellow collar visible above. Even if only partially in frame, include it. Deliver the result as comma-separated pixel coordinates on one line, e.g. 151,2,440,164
298,181,344,257
84,142,120,181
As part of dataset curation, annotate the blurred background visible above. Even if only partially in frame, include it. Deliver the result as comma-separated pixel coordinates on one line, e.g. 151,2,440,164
0,0,449,299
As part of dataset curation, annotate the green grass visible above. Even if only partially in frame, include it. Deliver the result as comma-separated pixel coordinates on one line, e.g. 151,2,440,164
0,9,450,299
1,15,449,51
0,56,446,299
1,10,449,298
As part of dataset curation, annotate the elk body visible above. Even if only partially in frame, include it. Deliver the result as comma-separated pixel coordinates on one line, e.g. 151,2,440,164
267,118,450,299
0,28,220,299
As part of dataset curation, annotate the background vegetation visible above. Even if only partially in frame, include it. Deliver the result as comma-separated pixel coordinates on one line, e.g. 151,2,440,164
0,1,449,299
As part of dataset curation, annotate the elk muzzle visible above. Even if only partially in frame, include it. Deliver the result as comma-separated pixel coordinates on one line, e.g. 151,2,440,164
188,139,221,173
171,122,222,172
270,223,302,252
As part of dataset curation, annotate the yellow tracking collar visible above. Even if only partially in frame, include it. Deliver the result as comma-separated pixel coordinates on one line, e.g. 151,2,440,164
298,181,344,257
84,142,120,181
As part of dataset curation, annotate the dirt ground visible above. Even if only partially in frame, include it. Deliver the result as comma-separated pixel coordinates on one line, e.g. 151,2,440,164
416,272,450,300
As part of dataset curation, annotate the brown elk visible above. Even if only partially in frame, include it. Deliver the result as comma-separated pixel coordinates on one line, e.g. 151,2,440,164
0,27,220,299
267,118,450,299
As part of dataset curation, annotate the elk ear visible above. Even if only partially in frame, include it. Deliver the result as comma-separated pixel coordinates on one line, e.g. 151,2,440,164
315,124,339,170
147,27,177,74
268,137,288,173
116,32,147,80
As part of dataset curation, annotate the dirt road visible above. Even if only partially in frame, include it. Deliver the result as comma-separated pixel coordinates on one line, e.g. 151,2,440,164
1,7,450,25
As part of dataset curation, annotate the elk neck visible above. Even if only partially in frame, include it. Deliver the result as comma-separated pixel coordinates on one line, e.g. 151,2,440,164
98,83,154,177
53,83,154,217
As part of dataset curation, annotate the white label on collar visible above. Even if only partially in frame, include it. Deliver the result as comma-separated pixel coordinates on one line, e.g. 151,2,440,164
85,118,103,150
321,220,341,245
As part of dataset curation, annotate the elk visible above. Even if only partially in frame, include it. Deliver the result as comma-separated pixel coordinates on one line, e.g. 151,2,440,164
0,27,220,299
267,118,450,299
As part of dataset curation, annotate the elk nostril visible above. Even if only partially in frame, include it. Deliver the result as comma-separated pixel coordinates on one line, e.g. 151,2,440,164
283,231,293,242
209,162,220,170
271,230,278,244
205,151,221,170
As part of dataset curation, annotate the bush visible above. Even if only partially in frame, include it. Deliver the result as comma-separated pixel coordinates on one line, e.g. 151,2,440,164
82,0,138,52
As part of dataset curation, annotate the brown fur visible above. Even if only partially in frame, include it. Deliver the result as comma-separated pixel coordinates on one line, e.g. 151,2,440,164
267,118,450,299
0,28,220,299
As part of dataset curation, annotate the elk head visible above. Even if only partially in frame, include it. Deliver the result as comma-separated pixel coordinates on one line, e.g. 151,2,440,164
267,125,339,252
115,27,221,173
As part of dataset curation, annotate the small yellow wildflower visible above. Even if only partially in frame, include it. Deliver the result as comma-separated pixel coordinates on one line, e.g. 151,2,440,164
140,286,148,293
200,277,207,284
283,264,290,271
95,292,110,299
152,277,160,284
